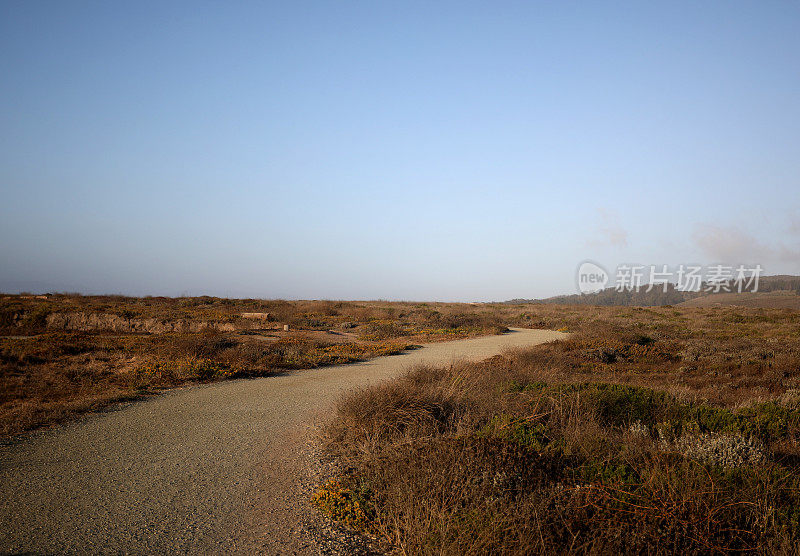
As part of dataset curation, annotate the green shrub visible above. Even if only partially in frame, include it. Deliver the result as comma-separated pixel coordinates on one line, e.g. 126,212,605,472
481,414,550,450
566,383,679,427
688,402,796,442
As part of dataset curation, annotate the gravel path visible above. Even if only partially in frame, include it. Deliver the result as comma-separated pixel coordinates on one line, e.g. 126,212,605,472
0,328,565,554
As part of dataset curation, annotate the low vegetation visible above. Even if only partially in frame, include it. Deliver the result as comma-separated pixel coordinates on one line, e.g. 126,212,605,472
0,294,508,437
5,292,800,551
317,305,800,554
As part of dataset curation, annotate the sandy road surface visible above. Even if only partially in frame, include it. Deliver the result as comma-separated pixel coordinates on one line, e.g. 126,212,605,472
0,328,565,554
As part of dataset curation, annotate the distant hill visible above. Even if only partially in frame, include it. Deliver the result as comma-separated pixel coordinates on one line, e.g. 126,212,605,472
507,275,800,307
677,290,800,309
506,283,701,306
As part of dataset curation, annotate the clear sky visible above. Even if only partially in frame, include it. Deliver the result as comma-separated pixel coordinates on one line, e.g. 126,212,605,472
2,1,799,301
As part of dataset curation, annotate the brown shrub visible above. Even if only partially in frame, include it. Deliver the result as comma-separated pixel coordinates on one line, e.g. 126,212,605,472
319,306,800,553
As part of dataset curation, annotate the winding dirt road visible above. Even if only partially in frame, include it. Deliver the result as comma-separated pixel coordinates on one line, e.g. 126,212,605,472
0,328,565,554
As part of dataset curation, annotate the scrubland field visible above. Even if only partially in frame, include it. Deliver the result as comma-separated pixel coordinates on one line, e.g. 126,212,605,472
3,293,800,553
0,294,507,437
315,303,800,554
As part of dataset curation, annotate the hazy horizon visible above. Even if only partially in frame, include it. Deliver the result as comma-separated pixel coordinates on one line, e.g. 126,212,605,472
2,2,800,301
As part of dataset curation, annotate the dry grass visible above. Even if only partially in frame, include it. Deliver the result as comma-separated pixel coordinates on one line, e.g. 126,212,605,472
0,295,509,437
318,305,800,554
6,293,800,552
0,294,509,337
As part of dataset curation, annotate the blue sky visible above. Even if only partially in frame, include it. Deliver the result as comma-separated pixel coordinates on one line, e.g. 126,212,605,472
2,1,799,300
